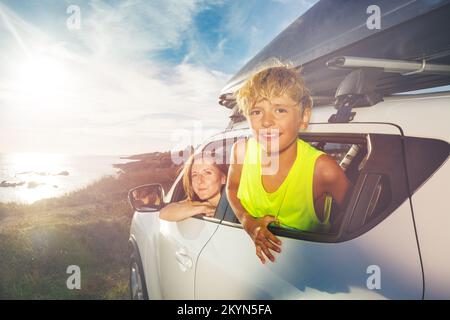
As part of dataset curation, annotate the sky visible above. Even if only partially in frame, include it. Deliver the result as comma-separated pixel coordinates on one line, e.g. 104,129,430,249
0,0,318,156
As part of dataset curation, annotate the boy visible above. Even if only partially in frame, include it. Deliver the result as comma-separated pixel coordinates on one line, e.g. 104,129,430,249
226,65,351,264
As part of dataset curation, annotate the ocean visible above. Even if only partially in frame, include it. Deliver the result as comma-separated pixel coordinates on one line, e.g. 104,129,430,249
0,153,132,204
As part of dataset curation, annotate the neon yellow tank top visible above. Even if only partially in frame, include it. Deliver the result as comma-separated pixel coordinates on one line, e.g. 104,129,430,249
237,137,330,231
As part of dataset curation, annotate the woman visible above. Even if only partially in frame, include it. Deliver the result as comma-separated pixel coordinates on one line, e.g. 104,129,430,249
159,152,228,221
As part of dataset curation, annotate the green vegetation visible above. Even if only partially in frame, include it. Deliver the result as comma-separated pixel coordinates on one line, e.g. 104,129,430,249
0,151,181,299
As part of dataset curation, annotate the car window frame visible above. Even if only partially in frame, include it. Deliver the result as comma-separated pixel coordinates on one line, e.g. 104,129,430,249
217,132,410,243
168,138,239,224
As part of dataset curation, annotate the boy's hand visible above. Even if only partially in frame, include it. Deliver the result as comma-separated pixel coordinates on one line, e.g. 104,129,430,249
244,215,282,264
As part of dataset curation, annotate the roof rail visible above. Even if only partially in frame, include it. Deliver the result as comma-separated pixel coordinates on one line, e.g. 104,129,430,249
327,56,450,76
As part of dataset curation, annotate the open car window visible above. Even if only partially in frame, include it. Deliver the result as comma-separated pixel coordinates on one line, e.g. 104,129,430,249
220,133,367,228
218,132,449,243
170,138,240,222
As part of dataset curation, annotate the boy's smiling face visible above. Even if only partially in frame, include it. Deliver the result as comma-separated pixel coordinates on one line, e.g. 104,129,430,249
247,94,311,154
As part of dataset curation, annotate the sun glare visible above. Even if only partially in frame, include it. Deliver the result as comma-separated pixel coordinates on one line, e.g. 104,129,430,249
9,152,66,173
12,54,69,100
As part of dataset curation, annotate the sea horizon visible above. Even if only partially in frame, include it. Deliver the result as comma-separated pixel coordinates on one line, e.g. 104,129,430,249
0,152,136,205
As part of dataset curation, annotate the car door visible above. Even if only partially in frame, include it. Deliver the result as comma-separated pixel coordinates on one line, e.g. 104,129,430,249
195,123,424,299
157,139,230,299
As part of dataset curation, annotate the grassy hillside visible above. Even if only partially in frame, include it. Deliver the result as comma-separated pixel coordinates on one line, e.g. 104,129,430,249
0,151,181,299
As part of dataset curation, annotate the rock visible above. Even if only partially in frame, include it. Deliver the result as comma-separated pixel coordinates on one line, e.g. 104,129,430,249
0,181,26,187
27,181,44,189
16,171,32,175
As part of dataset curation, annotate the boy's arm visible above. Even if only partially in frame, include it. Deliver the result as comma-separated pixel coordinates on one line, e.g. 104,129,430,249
226,140,281,263
315,154,352,211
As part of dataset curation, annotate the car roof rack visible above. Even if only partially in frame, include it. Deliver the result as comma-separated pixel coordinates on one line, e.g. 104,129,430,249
327,56,450,123
222,55,450,126
220,0,450,128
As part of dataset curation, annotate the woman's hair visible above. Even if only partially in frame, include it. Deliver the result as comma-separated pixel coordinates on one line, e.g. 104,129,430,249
182,152,228,201
235,60,313,116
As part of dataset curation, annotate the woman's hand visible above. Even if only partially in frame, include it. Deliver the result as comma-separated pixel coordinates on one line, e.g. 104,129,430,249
199,204,216,217
189,201,216,217
243,215,282,264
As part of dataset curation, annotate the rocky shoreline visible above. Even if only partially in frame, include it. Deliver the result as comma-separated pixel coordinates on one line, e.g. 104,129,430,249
1,171,70,189
1,150,188,191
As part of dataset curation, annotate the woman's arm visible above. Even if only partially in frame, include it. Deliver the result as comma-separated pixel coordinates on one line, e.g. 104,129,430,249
226,140,282,264
159,199,215,222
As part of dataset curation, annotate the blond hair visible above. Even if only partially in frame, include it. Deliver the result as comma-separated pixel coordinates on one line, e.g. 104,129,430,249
182,152,228,201
235,61,313,116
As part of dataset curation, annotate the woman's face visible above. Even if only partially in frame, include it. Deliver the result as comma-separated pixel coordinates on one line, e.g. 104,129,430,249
191,159,226,201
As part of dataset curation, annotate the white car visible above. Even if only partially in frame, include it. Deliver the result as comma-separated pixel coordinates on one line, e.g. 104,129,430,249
128,0,450,300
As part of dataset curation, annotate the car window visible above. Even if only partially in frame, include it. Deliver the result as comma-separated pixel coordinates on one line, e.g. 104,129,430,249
219,133,448,243
220,136,366,228
170,138,239,221
170,171,186,203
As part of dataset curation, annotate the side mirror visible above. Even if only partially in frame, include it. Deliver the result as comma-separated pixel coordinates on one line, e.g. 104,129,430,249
128,184,165,212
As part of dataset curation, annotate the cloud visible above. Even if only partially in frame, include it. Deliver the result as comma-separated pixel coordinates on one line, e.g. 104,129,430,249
178,0,318,74
0,0,319,155
0,0,231,155
80,0,198,59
